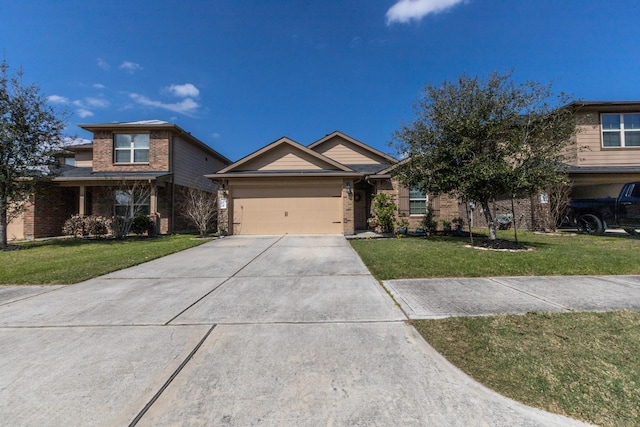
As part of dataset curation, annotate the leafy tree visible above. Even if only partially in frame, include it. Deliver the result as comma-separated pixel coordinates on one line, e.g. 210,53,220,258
0,60,66,249
393,71,576,240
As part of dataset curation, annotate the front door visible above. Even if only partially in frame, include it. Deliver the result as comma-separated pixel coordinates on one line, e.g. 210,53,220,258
354,190,368,230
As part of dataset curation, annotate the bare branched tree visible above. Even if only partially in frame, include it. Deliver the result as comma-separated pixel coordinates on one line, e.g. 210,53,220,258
548,181,573,231
95,180,152,238
180,184,217,238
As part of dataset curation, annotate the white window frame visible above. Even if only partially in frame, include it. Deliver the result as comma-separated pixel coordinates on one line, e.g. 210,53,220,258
114,189,150,218
601,113,640,148
409,188,428,215
114,133,150,163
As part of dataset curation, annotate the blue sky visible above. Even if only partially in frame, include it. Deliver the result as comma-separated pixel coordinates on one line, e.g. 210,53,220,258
2,0,640,161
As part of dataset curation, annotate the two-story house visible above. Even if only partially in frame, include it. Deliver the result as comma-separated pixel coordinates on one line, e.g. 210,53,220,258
567,101,640,198
7,120,230,240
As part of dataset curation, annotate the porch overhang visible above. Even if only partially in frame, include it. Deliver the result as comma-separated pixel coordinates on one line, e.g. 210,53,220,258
53,169,173,187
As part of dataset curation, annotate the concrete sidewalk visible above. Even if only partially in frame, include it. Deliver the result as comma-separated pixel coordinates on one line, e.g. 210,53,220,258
384,275,640,319
0,235,589,426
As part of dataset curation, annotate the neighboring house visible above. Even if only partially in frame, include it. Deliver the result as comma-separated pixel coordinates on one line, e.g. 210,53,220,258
207,131,459,236
7,120,230,240
567,101,640,198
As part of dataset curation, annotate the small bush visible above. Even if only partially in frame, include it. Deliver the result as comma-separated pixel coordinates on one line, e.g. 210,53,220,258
371,193,397,233
421,203,437,232
62,215,85,237
84,216,109,237
130,214,155,236
62,215,110,238
110,216,129,240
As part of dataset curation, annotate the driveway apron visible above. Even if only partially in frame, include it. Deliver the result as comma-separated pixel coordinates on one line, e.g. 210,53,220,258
0,235,587,426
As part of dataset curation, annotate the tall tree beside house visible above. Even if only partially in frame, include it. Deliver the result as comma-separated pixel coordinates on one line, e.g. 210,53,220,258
0,60,66,249
392,71,576,241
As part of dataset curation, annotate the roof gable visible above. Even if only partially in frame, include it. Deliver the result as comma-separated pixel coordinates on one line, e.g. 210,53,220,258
308,131,397,167
217,137,352,174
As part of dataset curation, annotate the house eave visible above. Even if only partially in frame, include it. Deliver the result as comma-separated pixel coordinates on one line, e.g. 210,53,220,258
207,171,364,180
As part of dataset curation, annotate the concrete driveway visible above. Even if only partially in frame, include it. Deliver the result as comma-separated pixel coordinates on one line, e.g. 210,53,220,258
0,235,587,426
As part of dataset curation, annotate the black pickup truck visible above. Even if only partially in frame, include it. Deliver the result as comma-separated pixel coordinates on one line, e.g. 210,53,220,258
567,181,640,235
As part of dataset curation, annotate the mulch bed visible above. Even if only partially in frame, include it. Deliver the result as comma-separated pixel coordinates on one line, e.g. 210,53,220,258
472,239,529,251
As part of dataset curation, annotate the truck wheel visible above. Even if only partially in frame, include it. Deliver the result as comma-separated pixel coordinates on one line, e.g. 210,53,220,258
624,228,638,236
577,214,604,235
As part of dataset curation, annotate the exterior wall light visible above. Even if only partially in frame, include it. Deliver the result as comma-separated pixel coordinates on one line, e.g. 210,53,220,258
345,181,352,194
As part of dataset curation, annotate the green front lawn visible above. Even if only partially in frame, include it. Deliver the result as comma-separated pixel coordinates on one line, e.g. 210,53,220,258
414,312,640,427
351,230,640,280
0,235,210,284
351,231,640,426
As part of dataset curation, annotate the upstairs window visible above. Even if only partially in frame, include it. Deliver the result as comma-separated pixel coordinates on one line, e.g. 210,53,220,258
114,134,150,163
409,188,427,215
601,113,640,147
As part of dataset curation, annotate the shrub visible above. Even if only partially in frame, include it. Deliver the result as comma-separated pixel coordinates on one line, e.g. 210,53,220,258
62,215,85,237
130,214,155,236
421,203,437,232
371,193,397,233
110,216,129,240
62,215,110,237
84,216,109,237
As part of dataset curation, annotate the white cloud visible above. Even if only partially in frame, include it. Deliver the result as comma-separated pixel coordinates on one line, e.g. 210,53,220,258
67,96,110,118
212,132,221,139
386,0,467,24
93,83,105,89
84,97,110,108
48,95,69,104
119,61,142,73
166,83,200,98
129,93,199,116
349,37,363,49
97,58,110,70
76,109,94,118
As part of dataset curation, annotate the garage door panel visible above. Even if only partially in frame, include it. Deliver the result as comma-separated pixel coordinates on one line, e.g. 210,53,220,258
233,186,340,199
232,186,343,235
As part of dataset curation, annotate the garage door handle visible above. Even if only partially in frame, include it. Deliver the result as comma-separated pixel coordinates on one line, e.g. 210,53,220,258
332,221,342,224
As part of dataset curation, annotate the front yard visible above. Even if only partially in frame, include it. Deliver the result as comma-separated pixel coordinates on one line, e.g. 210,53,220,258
351,231,640,427
350,230,640,279
0,235,209,285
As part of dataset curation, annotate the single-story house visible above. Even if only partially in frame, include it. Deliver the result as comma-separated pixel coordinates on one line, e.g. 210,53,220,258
207,131,459,235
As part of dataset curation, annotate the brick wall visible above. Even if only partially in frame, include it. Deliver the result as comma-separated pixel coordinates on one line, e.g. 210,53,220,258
461,195,551,231
32,184,78,238
371,178,463,232
91,130,170,172
342,179,355,235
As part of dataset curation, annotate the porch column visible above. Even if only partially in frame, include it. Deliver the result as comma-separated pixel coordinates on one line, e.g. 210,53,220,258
149,183,158,213
79,185,86,216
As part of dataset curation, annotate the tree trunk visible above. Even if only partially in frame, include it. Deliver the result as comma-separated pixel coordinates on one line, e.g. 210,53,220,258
0,206,8,250
481,201,497,240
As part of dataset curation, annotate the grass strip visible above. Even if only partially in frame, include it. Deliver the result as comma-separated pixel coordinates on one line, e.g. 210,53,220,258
413,311,640,427
0,235,210,284
350,231,640,280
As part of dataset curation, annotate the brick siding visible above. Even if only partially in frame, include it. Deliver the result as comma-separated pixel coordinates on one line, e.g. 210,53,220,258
29,184,78,238
91,130,170,172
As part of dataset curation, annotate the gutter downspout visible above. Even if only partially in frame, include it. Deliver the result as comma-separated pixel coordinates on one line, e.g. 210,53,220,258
170,135,175,234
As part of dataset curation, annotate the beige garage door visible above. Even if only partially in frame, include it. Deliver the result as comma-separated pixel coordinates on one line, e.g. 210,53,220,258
232,185,343,235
